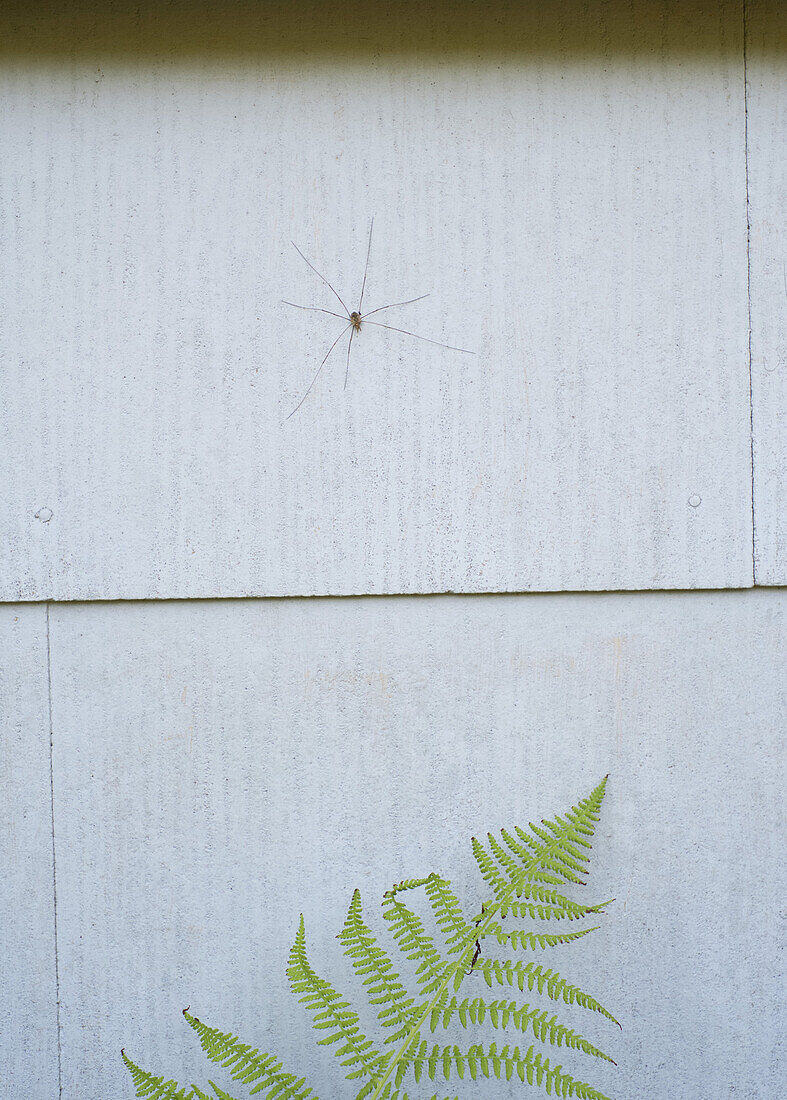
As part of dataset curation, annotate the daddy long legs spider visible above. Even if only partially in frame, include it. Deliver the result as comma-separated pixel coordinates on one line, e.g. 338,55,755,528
283,218,476,418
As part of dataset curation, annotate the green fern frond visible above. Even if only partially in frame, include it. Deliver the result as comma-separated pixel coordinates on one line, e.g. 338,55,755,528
382,892,451,997
338,889,421,1038
207,1086,241,1100
422,876,473,952
474,960,619,1025
487,832,527,882
184,1010,317,1100
470,836,510,899
481,921,599,951
475,780,607,901
498,888,612,922
406,1040,612,1098
526,841,587,886
125,778,619,1100
120,1049,215,1100
288,916,389,1080
418,994,614,1062
385,877,436,896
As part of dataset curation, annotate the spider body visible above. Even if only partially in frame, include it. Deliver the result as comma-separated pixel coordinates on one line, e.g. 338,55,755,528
283,219,474,418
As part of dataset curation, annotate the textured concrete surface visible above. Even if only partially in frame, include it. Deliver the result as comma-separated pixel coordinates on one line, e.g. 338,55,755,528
0,604,59,1098
749,2,787,583
0,1,755,598
0,5,785,1100
34,590,785,1100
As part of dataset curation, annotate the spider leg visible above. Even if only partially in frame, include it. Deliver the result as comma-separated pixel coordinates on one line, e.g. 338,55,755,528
282,300,347,321
362,293,430,319
357,217,374,313
363,319,476,354
290,241,351,317
344,326,355,390
286,323,354,419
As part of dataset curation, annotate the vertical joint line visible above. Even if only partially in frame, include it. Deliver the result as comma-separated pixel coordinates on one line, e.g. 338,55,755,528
742,0,756,585
46,604,63,1097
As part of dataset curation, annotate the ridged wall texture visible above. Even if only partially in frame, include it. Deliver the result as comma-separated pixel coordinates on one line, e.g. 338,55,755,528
0,4,785,1100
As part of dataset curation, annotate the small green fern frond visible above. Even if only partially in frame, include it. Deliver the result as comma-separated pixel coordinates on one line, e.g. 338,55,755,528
487,832,526,881
475,779,607,900
499,826,589,888
385,877,436,896
406,1040,611,1098
338,890,421,1037
480,921,599,951
184,1010,317,1100
422,876,473,953
470,837,510,899
120,1049,214,1100
473,960,619,1025
382,892,451,996
522,832,587,886
288,916,388,1080
499,888,612,922
418,995,614,1062
206,1086,241,1100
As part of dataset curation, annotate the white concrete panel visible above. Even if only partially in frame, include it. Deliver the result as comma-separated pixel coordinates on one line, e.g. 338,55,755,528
748,3,787,583
0,603,60,1099
0,2,753,599
49,590,785,1100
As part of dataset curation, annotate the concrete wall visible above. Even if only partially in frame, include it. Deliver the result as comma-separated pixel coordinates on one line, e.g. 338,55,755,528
4,592,786,1099
0,0,765,598
1,4,785,1100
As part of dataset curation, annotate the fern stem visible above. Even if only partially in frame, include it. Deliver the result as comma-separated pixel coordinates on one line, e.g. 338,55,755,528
364,912,498,1100
362,782,605,1100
